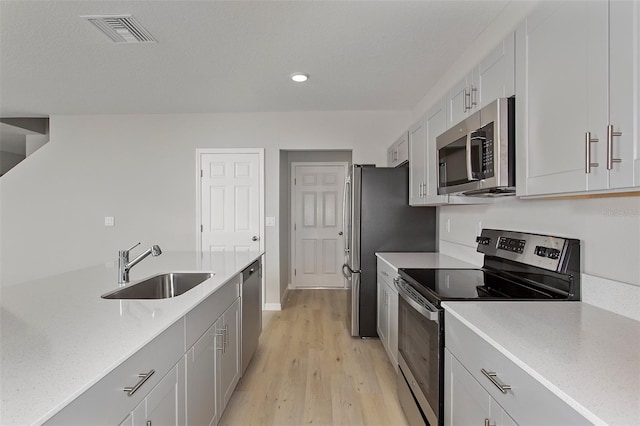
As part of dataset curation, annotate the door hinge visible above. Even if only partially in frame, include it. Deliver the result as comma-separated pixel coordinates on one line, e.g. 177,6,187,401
294,269,297,276
200,170,203,178
294,223,297,231
294,178,297,185
200,224,203,232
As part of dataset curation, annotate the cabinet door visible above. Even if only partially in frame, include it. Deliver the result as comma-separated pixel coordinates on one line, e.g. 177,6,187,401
408,116,427,205
608,0,640,189
516,1,608,196
444,349,492,426
395,134,409,165
424,97,450,205
131,360,185,426
186,323,219,426
218,298,241,414
376,277,388,346
477,32,515,109
448,73,473,127
387,146,396,167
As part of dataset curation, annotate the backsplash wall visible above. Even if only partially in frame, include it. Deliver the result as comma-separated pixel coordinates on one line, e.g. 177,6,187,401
437,195,640,320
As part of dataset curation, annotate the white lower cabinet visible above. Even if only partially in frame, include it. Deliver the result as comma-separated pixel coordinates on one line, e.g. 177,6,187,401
376,258,398,371
445,349,516,426
186,323,219,426
445,311,588,425
121,358,186,426
217,298,241,414
186,297,241,426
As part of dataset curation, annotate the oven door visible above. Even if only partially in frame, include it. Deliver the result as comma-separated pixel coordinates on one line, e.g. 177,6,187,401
396,278,443,426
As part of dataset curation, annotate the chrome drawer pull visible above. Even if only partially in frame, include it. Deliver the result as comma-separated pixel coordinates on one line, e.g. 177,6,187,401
480,368,511,394
123,369,155,396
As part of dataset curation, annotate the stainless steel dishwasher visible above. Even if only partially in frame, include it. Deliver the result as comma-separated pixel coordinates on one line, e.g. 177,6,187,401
241,258,262,375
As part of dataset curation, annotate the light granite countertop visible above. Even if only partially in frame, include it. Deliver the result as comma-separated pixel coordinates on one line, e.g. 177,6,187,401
375,252,477,270
443,301,640,426
0,251,263,425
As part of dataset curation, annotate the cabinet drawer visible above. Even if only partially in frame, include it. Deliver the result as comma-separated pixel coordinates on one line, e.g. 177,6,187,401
376,258,398,293
46,319,184,426
185,274,240,349
445,312,587,425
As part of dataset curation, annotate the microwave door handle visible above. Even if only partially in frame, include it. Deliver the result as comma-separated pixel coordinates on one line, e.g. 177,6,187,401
465,132,478,181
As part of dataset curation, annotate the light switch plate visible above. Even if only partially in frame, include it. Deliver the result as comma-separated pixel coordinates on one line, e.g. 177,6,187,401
104,216,115,227
266,216,276,227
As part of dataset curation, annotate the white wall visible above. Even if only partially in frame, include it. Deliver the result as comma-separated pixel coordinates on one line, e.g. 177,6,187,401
438,197,640,286
0,111,411,306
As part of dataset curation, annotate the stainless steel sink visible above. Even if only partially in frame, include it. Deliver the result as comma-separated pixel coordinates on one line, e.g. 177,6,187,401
101,272,214,299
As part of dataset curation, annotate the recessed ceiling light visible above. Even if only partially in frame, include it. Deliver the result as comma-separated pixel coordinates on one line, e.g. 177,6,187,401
290,73,309,83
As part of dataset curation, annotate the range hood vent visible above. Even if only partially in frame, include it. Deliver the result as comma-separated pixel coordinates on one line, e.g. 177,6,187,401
82,15,157,44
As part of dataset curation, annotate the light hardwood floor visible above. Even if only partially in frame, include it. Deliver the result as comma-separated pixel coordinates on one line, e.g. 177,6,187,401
219,289,409,426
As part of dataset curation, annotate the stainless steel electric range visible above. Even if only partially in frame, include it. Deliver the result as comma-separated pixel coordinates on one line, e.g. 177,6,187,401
395,229,581,426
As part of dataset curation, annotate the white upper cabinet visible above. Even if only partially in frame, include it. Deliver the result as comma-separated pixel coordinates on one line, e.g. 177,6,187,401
516,0,639,196
447,33,515,129
408,116,427,205
387,132,409,167
608,0,640,190
409,98,450,206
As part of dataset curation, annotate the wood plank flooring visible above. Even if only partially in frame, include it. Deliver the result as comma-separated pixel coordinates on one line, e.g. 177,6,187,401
219,289,409,426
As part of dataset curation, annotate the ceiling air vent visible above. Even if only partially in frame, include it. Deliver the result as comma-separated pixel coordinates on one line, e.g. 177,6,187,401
82,15,157,44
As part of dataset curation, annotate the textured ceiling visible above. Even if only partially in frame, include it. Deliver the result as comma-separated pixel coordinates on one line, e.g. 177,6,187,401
0,0,510,116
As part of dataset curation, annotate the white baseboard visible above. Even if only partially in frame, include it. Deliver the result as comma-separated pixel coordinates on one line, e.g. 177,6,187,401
263,303,281,311
263,286,290,311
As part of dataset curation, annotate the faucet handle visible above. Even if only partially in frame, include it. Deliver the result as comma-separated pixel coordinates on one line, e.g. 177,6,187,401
126,242,141,253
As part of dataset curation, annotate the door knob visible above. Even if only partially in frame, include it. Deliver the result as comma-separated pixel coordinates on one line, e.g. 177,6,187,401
338,231,343,236
251,236,259,242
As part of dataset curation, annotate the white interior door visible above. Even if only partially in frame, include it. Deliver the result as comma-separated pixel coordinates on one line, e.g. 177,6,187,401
199,150,263,254
292,163,347,288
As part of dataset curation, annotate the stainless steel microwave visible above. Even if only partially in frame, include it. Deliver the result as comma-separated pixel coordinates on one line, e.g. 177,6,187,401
436,97,515,196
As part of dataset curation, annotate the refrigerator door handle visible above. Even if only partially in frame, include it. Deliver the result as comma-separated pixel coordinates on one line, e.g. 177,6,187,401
342,176,351,254
342,263,360,279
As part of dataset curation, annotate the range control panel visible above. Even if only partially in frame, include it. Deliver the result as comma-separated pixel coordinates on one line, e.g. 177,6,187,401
476,229,579,272
498,237,526,254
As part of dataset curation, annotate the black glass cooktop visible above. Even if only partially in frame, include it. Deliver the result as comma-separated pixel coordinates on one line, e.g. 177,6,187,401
398,268,569,305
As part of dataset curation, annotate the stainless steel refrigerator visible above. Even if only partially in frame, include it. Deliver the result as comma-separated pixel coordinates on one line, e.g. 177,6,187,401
342,165,437,337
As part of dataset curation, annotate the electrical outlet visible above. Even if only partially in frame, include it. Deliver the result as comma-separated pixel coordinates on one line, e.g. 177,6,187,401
266,216,276,227
446,219,451,233
104,216,115,227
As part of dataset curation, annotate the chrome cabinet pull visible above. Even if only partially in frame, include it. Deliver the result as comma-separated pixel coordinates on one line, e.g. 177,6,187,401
463,87,470,112
147,421,152,426
607,124,623,170
484,419,495,426
585,132,599,173
480,368,511,394
123,369,155,396
471,85,478,107
216,330,225,351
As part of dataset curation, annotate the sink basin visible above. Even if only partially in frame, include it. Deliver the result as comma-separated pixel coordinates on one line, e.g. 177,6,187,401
101,272,215,299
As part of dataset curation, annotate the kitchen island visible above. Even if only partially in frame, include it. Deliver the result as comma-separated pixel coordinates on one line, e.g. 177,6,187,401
0,250,263,425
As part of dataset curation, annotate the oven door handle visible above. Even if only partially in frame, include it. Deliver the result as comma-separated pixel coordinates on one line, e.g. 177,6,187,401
394,278,440,323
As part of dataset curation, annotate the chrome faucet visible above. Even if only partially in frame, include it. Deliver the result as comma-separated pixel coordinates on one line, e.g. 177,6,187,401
118,242,162,284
